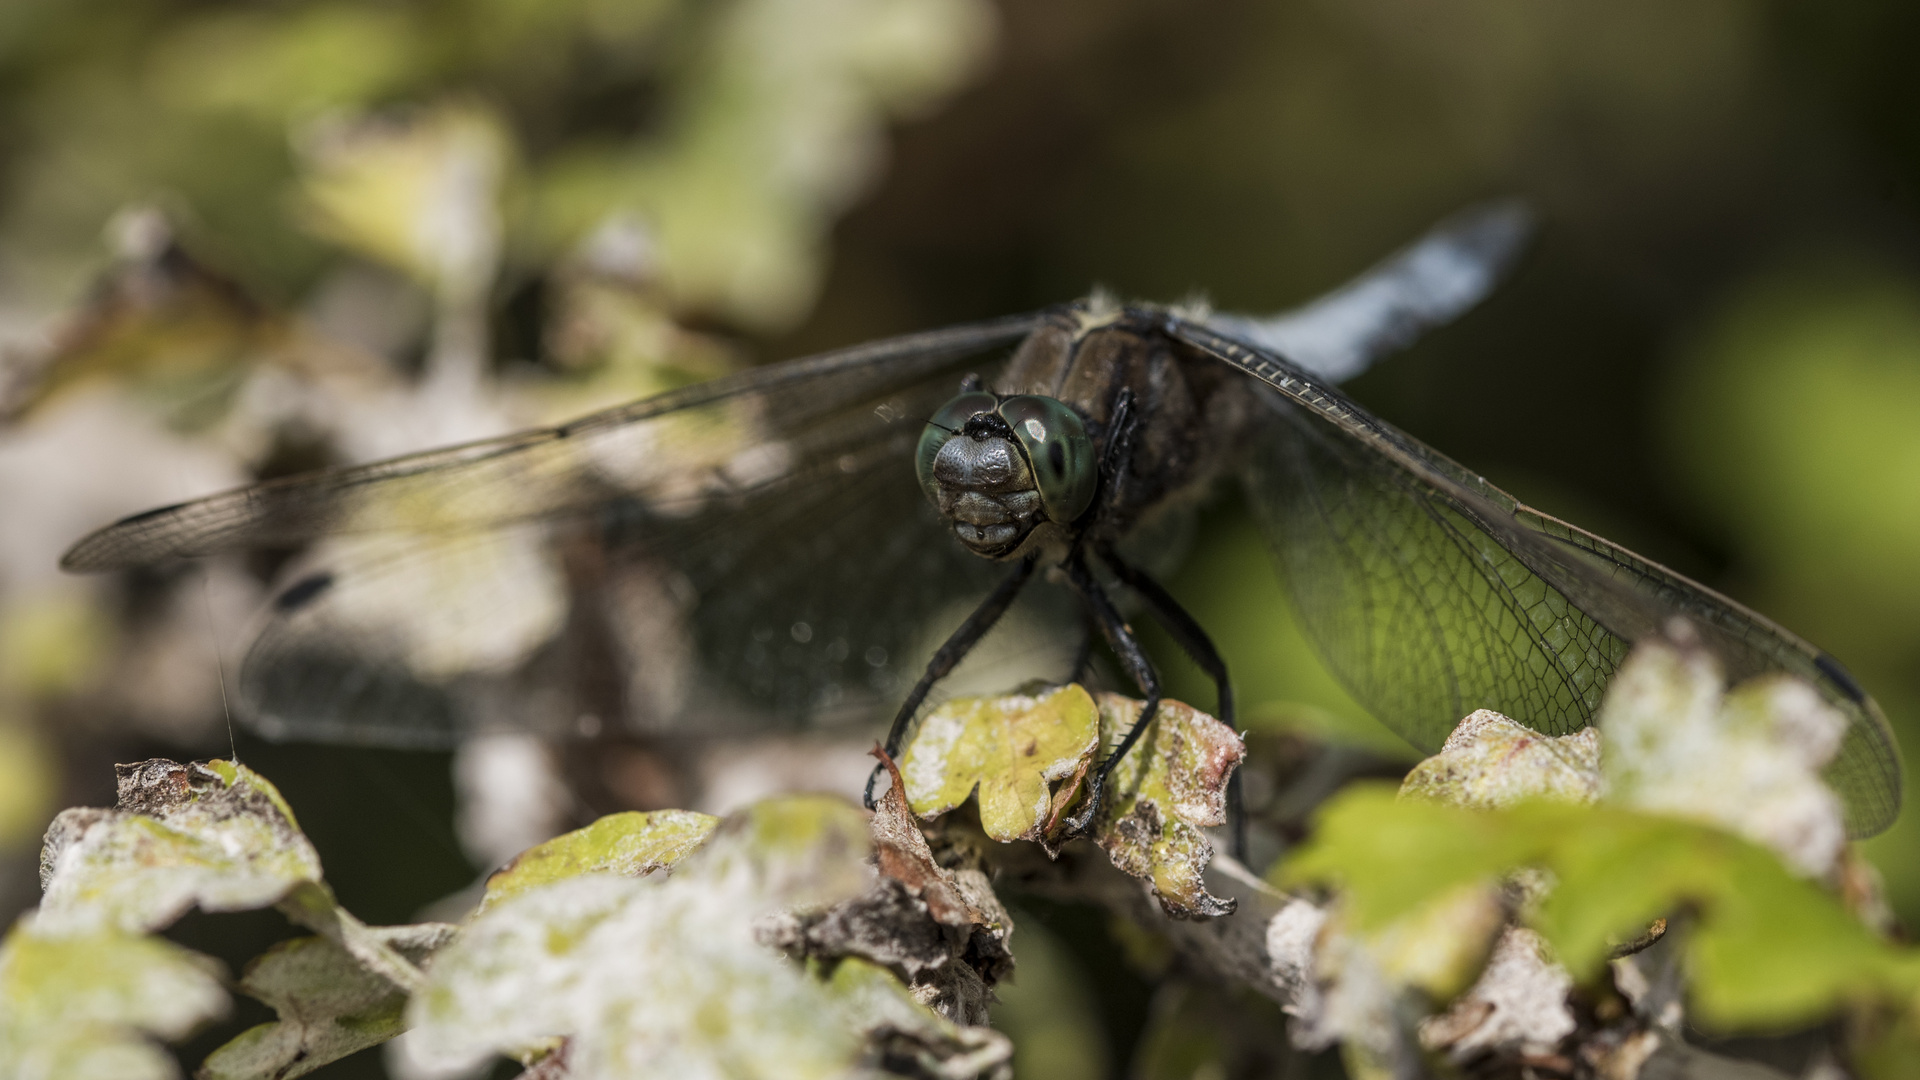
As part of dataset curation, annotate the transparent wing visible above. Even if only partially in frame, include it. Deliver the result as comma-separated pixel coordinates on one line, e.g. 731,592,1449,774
1170,318,1903,837
65,314,1054,746
1204,200,1534,384
63,316,1042,569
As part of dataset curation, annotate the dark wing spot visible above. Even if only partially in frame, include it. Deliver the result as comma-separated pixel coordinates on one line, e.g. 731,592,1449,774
1047,440,1065,475
114,500,189,525
1814,653,1867,704
273,571,335,613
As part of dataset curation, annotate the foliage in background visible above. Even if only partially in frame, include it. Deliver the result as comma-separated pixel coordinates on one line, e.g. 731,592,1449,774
0,0,997,893
0,0,993,327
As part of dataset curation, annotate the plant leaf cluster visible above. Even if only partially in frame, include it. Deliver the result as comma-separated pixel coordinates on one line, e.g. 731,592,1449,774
1283,787,1920,1029
2,753,1018,1080
899,684,1244,917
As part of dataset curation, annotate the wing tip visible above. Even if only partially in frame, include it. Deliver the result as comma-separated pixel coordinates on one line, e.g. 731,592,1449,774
1832,681,1904,839
60,501,195,573
59,533,125,574
1433,197,1539,281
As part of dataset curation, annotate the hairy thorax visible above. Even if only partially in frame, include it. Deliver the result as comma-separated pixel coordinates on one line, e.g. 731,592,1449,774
984,306,1256,559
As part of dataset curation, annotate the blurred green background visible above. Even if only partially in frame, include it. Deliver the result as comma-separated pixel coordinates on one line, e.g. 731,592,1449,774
6,0,1920,1077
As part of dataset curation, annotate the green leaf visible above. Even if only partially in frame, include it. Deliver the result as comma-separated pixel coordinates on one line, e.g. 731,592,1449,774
37,757,422,996
1525,810,1729,977
1686,848,1918,1026
480,809,717,914
0,917,227,1080
1089,694,1243,917
1277,784,1550,930
1282,787,1920,1030
902,684,1100,843
200,923,456,1080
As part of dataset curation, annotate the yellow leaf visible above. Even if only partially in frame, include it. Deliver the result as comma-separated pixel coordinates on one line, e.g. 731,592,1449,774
901,685,1099,842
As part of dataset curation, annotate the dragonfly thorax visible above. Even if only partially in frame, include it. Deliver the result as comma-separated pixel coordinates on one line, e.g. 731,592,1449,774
916,390,1097,558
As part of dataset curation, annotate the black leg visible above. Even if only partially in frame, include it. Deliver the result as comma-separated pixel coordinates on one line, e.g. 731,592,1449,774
863,555,1038,808
1095,543,1246,861
1067,610,1097,685
1094,545,1234,727
1059,555,1161,837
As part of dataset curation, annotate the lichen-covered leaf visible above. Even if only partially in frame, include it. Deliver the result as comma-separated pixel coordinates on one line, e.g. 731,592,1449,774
902,685,1099,842
1301,883,1507,1077
38,759,322,935
1398,710,1601,810
403,795,876,1079
0,915,227,1080
480,809,717,914
200,922,456,1080
1088,694,1244,918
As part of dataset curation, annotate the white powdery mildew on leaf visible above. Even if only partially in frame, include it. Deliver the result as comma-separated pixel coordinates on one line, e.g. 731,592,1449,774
201,922,456,1080
405,796,876,1080
0,914,228,1080
1399,710,1601,810
37,759,323,935
821,957,1012,1076
478,808,719,915
1419,927,1574,1061
1267,884,1506,1068
1599,639,1848,877
901,707,968,802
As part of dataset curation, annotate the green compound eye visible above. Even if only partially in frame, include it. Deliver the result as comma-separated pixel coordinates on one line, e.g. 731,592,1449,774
997,395,1096,524
916,391,999,501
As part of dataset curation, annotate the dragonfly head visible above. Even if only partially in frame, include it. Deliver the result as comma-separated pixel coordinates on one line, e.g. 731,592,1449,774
917,391,1096,557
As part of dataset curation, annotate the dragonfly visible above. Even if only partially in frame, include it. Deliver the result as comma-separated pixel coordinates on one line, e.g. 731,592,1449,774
60,204,1903,842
